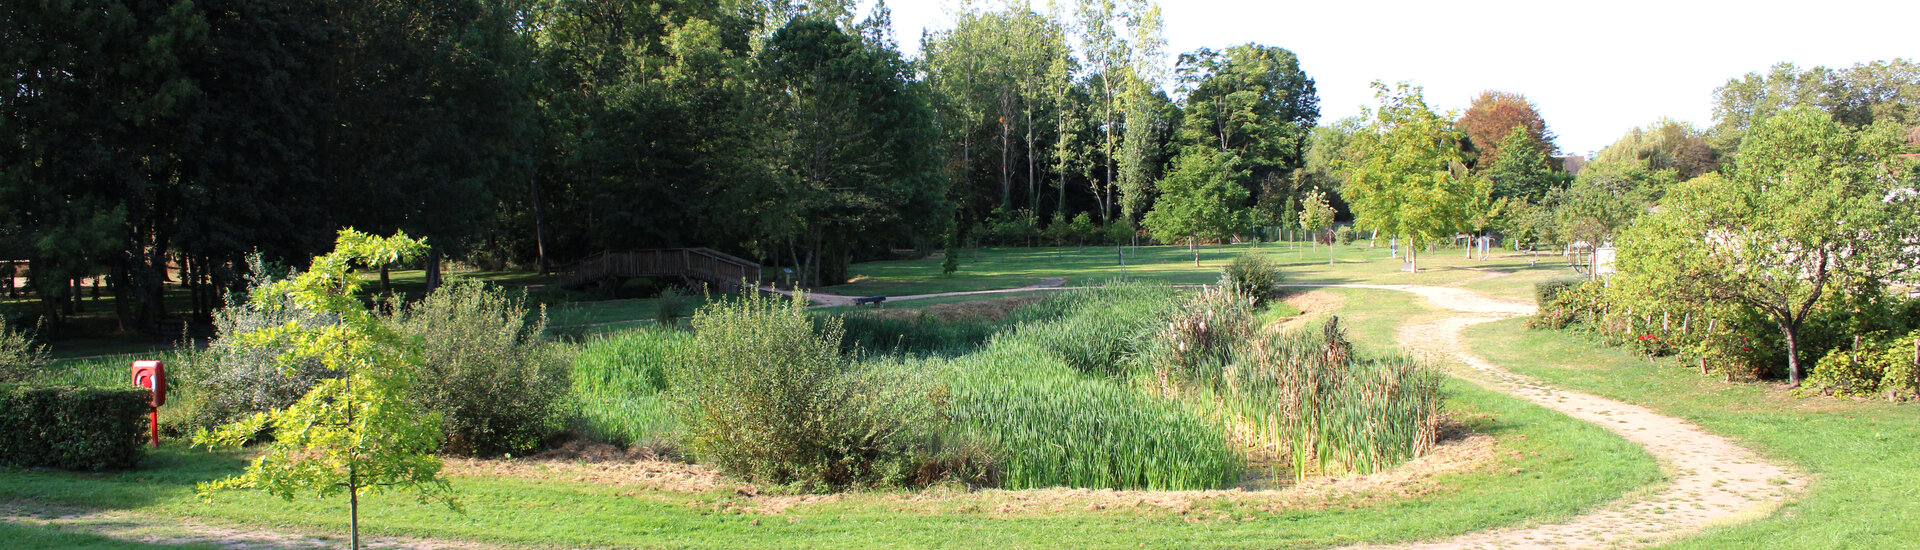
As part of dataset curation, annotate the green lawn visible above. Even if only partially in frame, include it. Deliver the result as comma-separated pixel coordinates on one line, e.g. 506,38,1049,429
0,286,1666,549
830,243,1571,297
1464,319,1920,549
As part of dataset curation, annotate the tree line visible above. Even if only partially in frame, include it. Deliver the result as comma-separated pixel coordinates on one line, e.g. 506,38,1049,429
6,0,1916,337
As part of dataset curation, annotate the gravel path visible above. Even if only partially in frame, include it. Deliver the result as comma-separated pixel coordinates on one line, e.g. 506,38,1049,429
1304,283,1805,549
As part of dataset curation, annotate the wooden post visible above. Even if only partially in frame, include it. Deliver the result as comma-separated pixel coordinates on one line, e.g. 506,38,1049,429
1662,311,1670,333
1682,312,1691,335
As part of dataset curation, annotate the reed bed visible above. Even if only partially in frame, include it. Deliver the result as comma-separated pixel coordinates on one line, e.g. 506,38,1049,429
945,341,1243,490
567,328,690,448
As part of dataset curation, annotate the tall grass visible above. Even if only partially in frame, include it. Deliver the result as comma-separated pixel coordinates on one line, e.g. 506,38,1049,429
944,341,1243,490
567,328,689,449
990,282,1185,376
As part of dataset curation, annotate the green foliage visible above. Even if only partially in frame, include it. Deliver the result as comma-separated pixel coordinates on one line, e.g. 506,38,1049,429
1144,146,1251,251
941,234,959,276
1533,279,1585,307
1335,225,1357,244
993,283,1185,376
193,230,454,542
1805,330,1920,398
1221,252,1283,306
568,328,690,449
655,287,693,326
1483,128,1558,201
1613,107,1919,384
1297,187,1336,238
0,386,149,471
389,280,569,457
835,312,1009,357
0,322,47,383
189,271,335,432
946,340,1243,490
1174,43,1320,187
1223,318,1443,478
1343,82,1488,271
672,292,940,489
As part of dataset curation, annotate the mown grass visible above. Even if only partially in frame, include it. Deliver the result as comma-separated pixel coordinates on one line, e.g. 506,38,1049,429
828,243,1566,297
0,282,1667,549
1464,318,1920,549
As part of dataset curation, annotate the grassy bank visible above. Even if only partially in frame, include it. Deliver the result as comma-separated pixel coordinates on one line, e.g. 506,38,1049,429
1464,319,1920,548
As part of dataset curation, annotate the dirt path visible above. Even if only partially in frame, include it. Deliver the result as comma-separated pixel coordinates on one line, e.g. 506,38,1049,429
1306,283,1805,549
760,277,1072,309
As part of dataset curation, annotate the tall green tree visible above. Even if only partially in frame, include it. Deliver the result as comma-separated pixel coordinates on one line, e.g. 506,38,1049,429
761,17,946,286
1482,129,1558,201
1173,43,1320,202
1342,83,1486,273
1614,108,1918,386
1144,146,1248,265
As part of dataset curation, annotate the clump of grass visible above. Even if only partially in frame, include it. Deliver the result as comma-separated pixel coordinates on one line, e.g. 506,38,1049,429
567,328,689,449
945,341,1243,490
991,282,1184,376
1223,317,1443,478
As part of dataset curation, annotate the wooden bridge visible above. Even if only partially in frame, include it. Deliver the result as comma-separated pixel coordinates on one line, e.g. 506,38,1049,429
560,248,761,292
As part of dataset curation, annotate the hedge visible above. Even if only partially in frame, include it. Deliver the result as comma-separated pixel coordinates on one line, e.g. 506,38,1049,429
0,386,149,471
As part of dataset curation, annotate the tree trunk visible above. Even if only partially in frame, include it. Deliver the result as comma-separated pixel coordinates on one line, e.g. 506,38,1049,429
1465,233,1475,260
1408,246,1419,274
1780,321,1803,387
424,246,443,295
1191,235,1199,267
531,164,549,275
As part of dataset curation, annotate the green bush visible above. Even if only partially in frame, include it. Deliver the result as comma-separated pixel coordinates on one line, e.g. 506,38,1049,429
656,286,693,325
1335,225,1357,245
0,386,148,471
0,321,47,383
391,280,571,456
672,292,940,489
1221,252,1283,306
569,328,690,449
190,275,338,432
1805,330,1920,398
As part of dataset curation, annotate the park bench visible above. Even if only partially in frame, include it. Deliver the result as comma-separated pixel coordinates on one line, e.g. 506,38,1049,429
853,296,887,307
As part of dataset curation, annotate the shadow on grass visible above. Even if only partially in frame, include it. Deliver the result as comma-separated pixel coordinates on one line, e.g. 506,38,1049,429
1,447,251,511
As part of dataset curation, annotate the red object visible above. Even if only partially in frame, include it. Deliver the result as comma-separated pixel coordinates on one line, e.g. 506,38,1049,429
131,361,166,448
131,361,166,407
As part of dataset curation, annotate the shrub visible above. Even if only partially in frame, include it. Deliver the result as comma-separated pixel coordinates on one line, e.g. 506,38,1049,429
0,386,148,471
1221,252,1283,306
569,328,690,449
672,292,939,489
390,280,570,456
190,275,338,432
1527,279,1603,330
1805,330,1920,398
656,286,693,326
0,321,47,383
1335,226,1357,245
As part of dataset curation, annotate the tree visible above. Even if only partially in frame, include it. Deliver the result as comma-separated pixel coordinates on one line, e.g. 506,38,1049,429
1482,129,1558,201
1711,59,1920,148
1591,118,1721,180
1342,83,1485,273
195,230,453,550
1144,146,1249,265
1174,43,1320,202
1614,108,1918,386
1298,187,1334,264
1457,91,1556,170
761,17,947,286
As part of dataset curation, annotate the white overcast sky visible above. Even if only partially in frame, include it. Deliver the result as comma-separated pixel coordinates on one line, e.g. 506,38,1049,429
860,0,1920,156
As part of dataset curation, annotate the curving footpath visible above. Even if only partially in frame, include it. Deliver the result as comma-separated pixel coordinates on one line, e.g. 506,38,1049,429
1296,284,1804,549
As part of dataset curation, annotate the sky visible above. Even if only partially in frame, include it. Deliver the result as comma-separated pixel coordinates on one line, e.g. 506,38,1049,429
860,0,1920,156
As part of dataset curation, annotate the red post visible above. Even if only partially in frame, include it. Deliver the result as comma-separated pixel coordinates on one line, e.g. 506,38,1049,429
132,360,167,448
